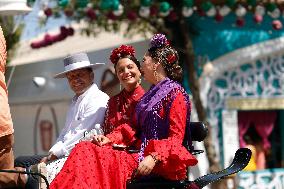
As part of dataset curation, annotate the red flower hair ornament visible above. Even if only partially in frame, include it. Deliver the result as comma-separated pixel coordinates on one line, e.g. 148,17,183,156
167,54,176,64
110,45,135,64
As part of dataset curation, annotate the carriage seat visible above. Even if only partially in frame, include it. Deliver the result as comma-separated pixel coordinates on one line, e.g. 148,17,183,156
127,121,208,189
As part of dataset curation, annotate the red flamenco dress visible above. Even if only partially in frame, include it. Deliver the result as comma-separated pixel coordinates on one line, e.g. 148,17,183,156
103,85,145,136
50,78,198,189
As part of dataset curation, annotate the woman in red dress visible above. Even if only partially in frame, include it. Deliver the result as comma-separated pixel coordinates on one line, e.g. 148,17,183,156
50,34,198,189
103,45,145,139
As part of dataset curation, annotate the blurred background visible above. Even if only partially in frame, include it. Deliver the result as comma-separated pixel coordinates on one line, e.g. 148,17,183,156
1,0,284,188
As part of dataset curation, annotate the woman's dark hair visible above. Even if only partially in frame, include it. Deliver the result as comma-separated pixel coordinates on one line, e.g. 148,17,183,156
114,54,140,70
148,45,183,83
110,45,140,71
244,124,263,145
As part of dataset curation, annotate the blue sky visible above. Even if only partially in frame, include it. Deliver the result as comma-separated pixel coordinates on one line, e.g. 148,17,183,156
21,0,67,40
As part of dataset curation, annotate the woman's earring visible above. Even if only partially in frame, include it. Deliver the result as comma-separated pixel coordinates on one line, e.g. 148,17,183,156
154,70,158,82
138,78,142,84
119,83,122,91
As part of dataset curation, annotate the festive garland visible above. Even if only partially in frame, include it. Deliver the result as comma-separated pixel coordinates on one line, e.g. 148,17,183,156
30,26,74,49
30,0,284,49
34,0,284,30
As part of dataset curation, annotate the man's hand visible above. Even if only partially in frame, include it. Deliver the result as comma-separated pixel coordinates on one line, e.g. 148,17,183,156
40,154,57,163
135,155,156,176
92,135,111,146
40,157,49,163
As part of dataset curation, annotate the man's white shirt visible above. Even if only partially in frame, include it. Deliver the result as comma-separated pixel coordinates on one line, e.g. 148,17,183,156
49,83,109,158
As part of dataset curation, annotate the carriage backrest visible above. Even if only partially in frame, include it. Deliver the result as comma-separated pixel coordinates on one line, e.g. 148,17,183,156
183,122,208,154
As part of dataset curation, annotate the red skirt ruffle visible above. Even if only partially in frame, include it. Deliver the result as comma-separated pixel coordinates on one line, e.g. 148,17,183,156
50,142,138,189
144,139,198,180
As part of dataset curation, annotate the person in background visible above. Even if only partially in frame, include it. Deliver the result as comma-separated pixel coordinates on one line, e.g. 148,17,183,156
243,125,266,171
0,26,33,188
49,34,197,189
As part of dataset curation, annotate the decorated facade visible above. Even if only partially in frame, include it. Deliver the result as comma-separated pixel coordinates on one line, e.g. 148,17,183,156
190,13,284,188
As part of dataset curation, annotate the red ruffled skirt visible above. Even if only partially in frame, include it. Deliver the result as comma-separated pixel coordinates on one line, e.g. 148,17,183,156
50,140,198,189
50,142,138,189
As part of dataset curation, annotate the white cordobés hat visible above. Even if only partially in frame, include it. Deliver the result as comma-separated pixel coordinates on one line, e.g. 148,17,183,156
54,52,104,78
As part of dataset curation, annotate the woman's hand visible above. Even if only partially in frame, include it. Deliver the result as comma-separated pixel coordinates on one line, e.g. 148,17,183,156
92,135,111,146
136,155,156,176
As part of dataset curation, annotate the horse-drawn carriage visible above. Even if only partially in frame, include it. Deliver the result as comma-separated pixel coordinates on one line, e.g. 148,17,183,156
0,122,251,189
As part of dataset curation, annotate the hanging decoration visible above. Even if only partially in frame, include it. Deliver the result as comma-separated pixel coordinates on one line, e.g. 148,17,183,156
236,17,245,27
44,7,52,17
215,12,224,22
100,0,119,11
33,0,284,49
31,26,74,49
159,1,171,17
272,20,283,30
219,5,231,16
37,0,284,30
268,8,280,19
201,1,216,17
150,5,158,16
113,4,123,16
255,5,265,16
168,10,178,22
86,8,97,20
76,0,89,8
27,0,36,7
253,14,263,24
235,5,246,17
37,9,47,21
247,0,256,6
139,0,151,18
58,0,69,8
127,11,137,21
139,6,150,18
107,11,117,20
100,0,112,10
182,6,193,17
182,0,194,17
226,0,236,7
64,9,73,17
141,0,152,7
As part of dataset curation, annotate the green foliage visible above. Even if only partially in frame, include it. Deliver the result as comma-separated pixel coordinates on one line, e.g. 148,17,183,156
0,16,24,64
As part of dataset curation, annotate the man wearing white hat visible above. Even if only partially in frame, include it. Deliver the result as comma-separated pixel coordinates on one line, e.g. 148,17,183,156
14,52,109,188
46,52,109,161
